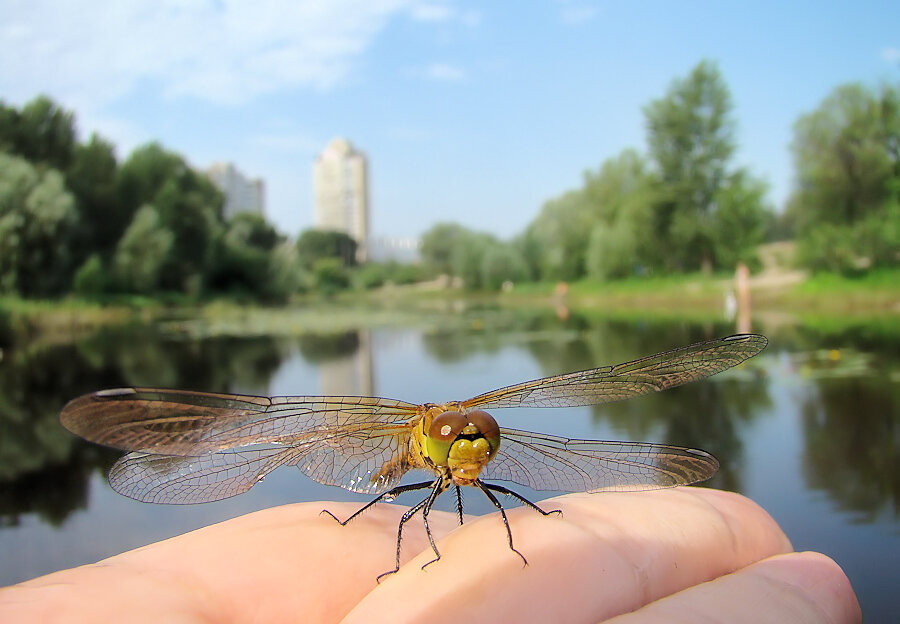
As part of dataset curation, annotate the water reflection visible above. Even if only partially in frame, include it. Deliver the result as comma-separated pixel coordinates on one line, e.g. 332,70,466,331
0,310,898,618
801,372,899,520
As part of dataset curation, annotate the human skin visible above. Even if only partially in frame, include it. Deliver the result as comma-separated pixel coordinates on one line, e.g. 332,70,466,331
0,488,861,623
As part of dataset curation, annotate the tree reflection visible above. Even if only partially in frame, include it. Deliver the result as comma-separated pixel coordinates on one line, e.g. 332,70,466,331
0,328,288,524
801,375,899,519
525,319,772,492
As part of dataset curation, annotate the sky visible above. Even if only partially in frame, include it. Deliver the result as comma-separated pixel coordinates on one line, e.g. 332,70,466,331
2,0,898,241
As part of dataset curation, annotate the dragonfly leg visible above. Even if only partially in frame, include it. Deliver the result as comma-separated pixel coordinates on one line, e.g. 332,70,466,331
454,485,465,526
420,479,451,571
377,484,437,583
474,480,528,567
321,480,434,525
483,482,563,518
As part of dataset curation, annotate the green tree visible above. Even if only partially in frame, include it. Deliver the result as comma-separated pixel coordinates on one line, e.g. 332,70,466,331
66,134,122,263
787,82,900,271
0,153,77,296
712,169,771,270
522,190,594,281
209,213,285,297
419,222,472,276
9,96,76,171
73,253,109,295
481,243,528,290
296,229,358,268
117,144,224,292
582,150,656,279
112,205,175,293
312,257,350,294
643,61,769,272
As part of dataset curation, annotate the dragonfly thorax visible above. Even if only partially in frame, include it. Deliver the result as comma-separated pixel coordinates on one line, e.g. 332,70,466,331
422,409,500,486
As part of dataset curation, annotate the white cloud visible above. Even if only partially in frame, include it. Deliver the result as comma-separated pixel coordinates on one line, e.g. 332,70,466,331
883,47,900,63
0,0,420,110
425,62,465,81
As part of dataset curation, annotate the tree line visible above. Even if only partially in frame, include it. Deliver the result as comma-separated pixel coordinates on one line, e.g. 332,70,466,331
2,60,898,300
420,62,900,287
0,97,403,300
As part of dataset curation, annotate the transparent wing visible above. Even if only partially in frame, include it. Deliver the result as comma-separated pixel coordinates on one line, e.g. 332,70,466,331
108,446,310,504
110,430,416,503
481,428,719,492
462,334,767,410
60,388,419,455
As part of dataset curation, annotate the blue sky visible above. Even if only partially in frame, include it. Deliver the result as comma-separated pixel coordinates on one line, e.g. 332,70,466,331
2,1,898,240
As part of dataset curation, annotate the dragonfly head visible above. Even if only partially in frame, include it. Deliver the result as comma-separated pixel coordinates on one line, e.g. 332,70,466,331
424,409,500,485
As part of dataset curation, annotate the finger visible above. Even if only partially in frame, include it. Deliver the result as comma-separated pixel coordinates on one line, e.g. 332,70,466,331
604,551,861,624
343,488,792,624
0,502,460,623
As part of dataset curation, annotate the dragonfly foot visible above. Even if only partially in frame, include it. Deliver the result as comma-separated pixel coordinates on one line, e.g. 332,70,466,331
421,554,441,571
320,509,347,525
511,546,528,568
376,567,399,583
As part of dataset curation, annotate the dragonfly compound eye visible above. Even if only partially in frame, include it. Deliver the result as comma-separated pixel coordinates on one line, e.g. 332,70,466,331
465,409,500,457
425,411,468,466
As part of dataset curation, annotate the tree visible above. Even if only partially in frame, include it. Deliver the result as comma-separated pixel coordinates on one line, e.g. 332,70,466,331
208,213,285,297
117,144,224,292
522,190,594,281
419,223,472,276
481,243,528,290
112,205,175,293
0,153,77,296
787,82,900,271
296,229,358,268
66,134,122,264
712,169,771,270
582,150,656,279
9,96,76,171
643,60,769,272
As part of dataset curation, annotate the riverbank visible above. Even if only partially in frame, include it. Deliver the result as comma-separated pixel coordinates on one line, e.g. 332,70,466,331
1,267,898,343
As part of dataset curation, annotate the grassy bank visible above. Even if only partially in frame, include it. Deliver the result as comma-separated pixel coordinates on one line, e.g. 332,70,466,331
1,268,897,341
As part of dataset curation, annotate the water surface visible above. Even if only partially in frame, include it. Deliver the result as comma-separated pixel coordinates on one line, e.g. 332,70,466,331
1,308,896,619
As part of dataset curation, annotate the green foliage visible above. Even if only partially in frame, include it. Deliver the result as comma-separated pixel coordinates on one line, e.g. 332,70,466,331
523,190,594,281
296,229,358,268
481,243,528,290
643,60,766,272
712,169,771,271
73,254,110,295
66,134,122,263
788,82,900,272
419,222,472,276
451,231,495,289
2,96,76,171
313,258,351,294
266,241,310,298
0,153,77,296
586,219,640,280
112,205,175,293
208,213,288,299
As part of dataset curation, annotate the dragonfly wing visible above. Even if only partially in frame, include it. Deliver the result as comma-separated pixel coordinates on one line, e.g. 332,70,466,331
463,334,767,410
108,445,309,504
295,423,416,494
60,388,419,456
481,428,719,492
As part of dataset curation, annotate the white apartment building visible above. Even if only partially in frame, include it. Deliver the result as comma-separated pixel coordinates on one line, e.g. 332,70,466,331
207,162,265,220
313,138,369,262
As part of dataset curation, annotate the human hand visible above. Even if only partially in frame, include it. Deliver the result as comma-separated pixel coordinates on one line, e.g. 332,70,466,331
0,488,860,623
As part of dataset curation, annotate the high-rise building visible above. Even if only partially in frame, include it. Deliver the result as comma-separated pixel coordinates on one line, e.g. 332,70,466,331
313,138,369,262
207,162,265,219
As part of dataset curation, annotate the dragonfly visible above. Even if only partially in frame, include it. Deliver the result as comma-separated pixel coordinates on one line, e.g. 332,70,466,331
60,333,766,580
